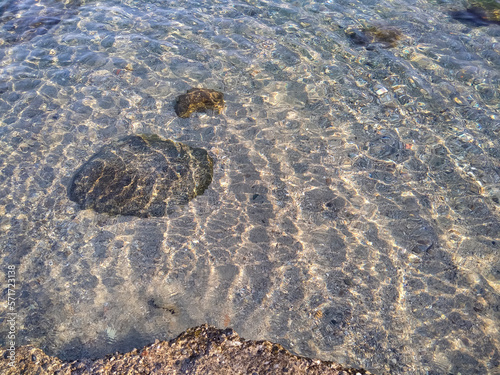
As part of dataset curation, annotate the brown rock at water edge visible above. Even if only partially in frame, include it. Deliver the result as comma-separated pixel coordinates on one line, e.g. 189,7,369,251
0,324,372,375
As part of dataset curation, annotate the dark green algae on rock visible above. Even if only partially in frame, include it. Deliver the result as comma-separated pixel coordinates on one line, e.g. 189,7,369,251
68,134,213,217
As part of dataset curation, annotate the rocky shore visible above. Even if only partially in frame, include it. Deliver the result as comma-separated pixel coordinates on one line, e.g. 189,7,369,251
0,324,371,374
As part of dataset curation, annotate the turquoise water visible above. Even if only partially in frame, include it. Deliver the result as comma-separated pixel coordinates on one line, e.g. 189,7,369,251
0,0,499,373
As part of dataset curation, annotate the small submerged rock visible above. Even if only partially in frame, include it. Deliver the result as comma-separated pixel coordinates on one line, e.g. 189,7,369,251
68,134,213,217
175,88,224,118
0,0,72,45
450,6,500,26
345,25,403,49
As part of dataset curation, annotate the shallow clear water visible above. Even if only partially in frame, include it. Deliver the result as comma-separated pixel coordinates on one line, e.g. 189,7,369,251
0,0,499,373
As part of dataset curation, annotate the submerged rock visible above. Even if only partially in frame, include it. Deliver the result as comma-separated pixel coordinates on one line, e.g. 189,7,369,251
68,134,213,217
450,7,500,26
175,88,224,118
0,0,77,45
0,324,371,375
345,25,402,49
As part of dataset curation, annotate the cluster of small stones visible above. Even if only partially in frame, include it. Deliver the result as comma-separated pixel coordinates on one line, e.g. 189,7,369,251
0,325,370,375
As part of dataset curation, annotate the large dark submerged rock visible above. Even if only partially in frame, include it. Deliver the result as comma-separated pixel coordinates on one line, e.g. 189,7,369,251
0,325,371,374
68,134,213,217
